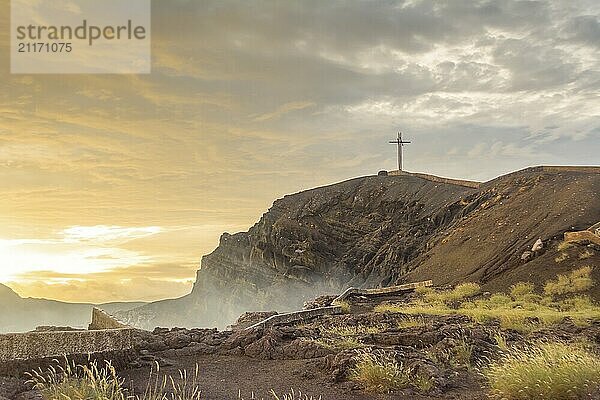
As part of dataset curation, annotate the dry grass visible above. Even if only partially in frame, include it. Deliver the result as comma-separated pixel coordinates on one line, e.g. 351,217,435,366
334,300,351,314
509,282,534,299
28,359,322,400
422,282,481,304
413,373,435,393
349,351,411,393
375,270,600,333
557,241,574,252
396,316,426,329
580,249,594,260
27,360,128,400
268,389,322,400
486,342,600,400
452,338,474,368
310,337,364,351
544,266,594,296
322,324,383,336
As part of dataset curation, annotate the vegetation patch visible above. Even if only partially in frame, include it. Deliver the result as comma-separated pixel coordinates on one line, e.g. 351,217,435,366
420,282,481,305
349,351,411,393
27,361,128,400
309,337,364,351
544,266,594,296
334,300,351,314
486,342,600,400
322,324,383,336
28,360,318,400
375,267,599,333
396,316,426,329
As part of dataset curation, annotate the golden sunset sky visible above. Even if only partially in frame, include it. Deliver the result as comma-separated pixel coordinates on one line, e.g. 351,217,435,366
1,0,599,303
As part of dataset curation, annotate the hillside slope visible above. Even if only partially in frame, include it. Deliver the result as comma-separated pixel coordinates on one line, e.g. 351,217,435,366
120,167,600,330
404,168,600,292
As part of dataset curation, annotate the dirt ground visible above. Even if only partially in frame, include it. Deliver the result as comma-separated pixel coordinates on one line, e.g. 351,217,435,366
120,354,486,400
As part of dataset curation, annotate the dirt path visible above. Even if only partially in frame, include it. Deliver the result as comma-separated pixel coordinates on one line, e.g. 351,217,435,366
120,355,485,400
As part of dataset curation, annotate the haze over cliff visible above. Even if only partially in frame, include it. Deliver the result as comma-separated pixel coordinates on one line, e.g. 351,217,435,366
118,166,600,330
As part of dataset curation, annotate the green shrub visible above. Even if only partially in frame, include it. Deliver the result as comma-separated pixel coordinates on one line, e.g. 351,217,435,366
451,282,481,300
349,351,411,393
415,286,434,297
486,342,600,400
544,266,594,296
422,283,480,305
450,338,473,368
488,293,513,307
413,372,435,393
335,300,351,314
561,295,595,311
510,282,535,299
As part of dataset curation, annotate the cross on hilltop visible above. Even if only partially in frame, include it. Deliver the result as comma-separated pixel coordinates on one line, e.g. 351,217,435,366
389,132,411,172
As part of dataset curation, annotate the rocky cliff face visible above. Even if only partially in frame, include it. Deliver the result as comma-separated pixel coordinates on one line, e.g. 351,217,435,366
119,168,600,330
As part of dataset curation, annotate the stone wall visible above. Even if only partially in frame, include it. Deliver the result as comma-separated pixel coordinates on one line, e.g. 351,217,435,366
0,308,136,377
0,328,134,362
388,170,481,189
88,307,129,330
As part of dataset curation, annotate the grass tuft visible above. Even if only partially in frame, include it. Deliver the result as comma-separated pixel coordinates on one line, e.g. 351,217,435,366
422,283,481,305
349,351,411,393
579,249,594,260
557,241,574,252
396,316,426,329
268,389,322,400
486,342,600,400
509,282,535,299
334,300,351,314
544,266,594,296
27,360,127,400
413,372,435,393
322,324,382,336
310,337,364,351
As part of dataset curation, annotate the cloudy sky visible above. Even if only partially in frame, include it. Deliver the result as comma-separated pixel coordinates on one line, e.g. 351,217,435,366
0,0,598,303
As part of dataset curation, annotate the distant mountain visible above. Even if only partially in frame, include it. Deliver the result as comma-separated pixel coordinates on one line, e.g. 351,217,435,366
118,166,600,330
0,283,20,301
0,284,146,333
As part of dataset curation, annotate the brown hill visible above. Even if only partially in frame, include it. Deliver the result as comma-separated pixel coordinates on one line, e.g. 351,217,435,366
404,167,600,293
119,166,600,330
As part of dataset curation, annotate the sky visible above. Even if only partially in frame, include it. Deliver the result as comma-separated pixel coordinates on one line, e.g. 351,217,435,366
0,0,599,303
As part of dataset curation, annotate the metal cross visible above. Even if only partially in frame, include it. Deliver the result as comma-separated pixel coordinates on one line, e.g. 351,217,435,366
389,132,411,172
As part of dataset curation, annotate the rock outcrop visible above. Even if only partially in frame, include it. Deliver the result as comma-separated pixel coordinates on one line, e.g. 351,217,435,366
119,167,600,330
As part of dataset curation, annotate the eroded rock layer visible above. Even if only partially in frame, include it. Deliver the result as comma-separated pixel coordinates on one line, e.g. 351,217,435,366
119,168,600,329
